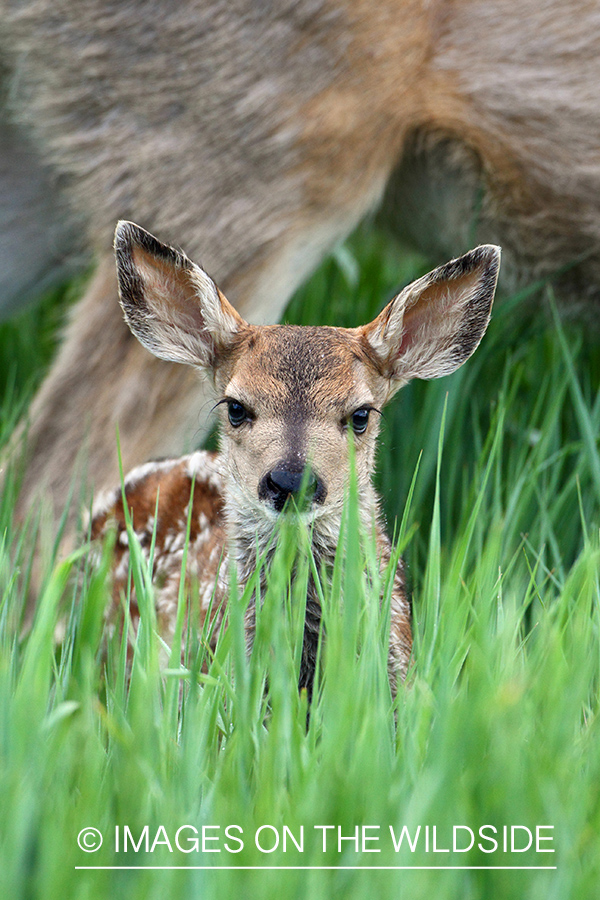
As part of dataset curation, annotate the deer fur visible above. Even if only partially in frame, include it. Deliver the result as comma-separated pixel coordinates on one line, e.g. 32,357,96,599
88,222,500,694
0,1,597,557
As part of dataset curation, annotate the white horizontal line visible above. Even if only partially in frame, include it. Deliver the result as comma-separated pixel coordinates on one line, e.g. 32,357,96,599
75,865,558,871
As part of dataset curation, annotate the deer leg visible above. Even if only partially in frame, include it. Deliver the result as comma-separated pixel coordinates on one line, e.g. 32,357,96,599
14,258,204,531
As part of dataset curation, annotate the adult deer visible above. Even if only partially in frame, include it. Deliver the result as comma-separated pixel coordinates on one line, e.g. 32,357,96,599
0,2,597,548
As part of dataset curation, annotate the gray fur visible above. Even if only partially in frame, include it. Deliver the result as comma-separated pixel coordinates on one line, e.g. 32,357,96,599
3,1,600,314
0,113,82,316
0,1,348,314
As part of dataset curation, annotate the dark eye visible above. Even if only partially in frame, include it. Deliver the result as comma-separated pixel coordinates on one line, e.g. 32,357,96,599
350,407,370,434
227,400,249,427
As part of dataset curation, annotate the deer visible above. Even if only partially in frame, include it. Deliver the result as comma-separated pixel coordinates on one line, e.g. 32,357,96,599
1,2,599,582
88,221,500,695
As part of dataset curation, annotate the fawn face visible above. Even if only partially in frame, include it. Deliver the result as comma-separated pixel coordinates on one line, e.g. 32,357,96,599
212,322,388,526
114,222,500,535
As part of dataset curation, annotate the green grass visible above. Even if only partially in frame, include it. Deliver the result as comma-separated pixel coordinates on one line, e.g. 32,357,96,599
1,226,600,899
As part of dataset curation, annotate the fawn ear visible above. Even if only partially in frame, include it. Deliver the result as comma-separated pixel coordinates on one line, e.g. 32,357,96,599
360,245,500,393
114,221,246,368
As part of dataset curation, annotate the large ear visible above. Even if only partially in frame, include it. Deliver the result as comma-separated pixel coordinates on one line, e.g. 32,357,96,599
114,220,246,368
360,245,500,393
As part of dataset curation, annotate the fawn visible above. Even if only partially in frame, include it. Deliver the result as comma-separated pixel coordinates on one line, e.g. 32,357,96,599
89,222,500,693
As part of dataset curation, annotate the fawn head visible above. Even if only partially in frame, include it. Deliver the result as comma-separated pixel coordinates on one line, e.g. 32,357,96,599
114,222,500,535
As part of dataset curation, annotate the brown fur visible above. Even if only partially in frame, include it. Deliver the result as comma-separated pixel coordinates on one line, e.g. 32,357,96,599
1,1,597,547
89,222,499,694
90,452,226,648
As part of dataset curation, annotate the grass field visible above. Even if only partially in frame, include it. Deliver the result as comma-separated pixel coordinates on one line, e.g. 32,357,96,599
1,227,599,899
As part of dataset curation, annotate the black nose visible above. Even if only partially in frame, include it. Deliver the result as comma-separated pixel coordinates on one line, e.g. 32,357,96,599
258,466,327,512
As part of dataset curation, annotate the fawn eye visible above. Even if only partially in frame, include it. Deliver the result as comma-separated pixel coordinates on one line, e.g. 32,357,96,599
227,400,249,427
350,407,370,434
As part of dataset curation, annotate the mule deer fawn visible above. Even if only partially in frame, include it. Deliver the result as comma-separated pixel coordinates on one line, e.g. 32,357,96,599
89,222,500,693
